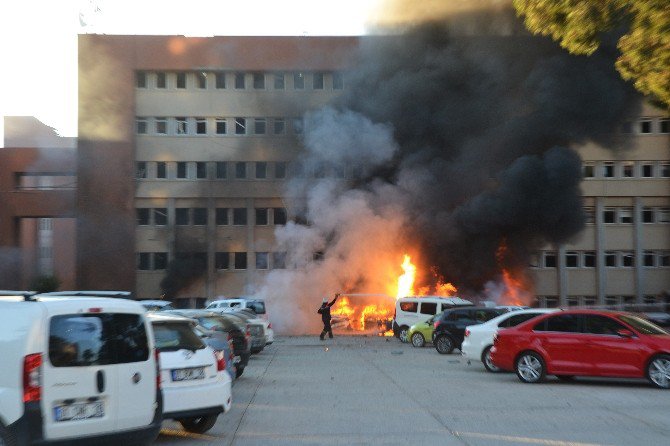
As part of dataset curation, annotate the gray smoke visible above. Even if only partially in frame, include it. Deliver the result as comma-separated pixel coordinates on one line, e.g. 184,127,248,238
252,7,638,334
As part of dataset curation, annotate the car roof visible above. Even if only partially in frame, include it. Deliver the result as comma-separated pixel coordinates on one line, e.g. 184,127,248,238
163,309,221,317
37,290,133,298
140,300,173,306
146,312,193,323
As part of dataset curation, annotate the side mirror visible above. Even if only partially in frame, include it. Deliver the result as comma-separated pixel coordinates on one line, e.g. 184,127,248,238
617,329,634,338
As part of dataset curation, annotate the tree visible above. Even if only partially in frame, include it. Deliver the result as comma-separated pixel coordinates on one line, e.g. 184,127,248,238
513,0,670,109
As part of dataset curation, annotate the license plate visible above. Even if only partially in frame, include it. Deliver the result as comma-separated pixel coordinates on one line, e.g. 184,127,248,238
171,367,205,381
55,401,104,422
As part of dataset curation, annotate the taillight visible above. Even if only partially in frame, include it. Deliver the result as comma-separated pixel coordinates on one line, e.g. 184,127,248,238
434,321,440,330
464,329,470,338
214,350,226,372
154,349,161,390
23,353,42,403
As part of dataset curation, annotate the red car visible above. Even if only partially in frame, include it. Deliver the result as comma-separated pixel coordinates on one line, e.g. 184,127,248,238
489,309,670,388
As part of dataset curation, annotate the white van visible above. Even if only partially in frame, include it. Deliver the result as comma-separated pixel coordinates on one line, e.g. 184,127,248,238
393,296,473,342
0,294,162,445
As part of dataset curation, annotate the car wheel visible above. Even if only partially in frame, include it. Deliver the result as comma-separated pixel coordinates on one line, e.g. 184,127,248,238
515,351,546,384
556,375,575,382
236,367,244,378
481,345,500,373
0,423,17,446
179,414,219,434
399,326,410,343
434,335,454,354
411,332,425,348
647,354,670,389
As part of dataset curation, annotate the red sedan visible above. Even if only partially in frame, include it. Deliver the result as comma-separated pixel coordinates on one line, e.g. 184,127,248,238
489,309,670,388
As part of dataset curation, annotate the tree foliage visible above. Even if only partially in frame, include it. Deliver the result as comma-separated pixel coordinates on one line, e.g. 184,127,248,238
514,0,670,109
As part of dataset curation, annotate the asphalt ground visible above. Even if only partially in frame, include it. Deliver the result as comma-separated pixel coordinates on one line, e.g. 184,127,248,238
154,335,670,446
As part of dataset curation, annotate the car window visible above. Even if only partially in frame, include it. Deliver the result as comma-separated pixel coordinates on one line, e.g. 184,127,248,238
441,304,452,312
475,310,502,323
152,322,205,351
49,313,149,367
420,302,437,315
247,301,266,314
198,316,229,331
400,302,418,313
448,310,474,322
618,315,668,335
499,312,543,328
534,314,583,332
584,315,628,335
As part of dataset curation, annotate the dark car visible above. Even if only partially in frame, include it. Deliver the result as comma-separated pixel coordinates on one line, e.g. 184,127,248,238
432,307,507,354
164,310,251,378
223,310,266,354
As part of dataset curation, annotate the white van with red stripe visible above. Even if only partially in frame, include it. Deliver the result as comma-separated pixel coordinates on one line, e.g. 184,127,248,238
0,293,162,446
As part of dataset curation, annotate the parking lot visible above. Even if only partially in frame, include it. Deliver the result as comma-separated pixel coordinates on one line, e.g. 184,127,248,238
154,335,670,445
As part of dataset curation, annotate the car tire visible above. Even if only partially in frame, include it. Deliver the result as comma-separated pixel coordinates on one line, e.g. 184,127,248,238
515,351,546,384
556,375,575,382
399,326,410,343
434,335,454,354
0,423,17,446
179,414,219,434
646,354,670,389
236,367,244,378
481,345,500,373
411,332,425,348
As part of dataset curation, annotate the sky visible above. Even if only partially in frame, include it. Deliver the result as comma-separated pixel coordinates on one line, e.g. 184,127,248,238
0,0,382,143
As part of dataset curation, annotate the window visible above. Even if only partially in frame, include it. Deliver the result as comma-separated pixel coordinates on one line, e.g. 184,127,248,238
177,162,187,179
622,162,634,178
196,162,207,179
215,72,226,89
256,252,269,269
155,117,167,134
274,73,285,90
661,164,670,178
196,72,207,89
136,118,148,134
256,162,267,179
603,162,615,178
235,117,246,135
156,162,166,179
176,117,188,135
640,118,652,134
255,208,268,225
582,164,594,178
274,118,286,134
605,252,617,267
215,208,228,225
420,302,437,315
253,72,265,89
154,252,167,270
619,208,633,224
216,162,227,179
273,252,287,269
537,314,583,332
154,208,167,226
193,208,207,225
642,207,654,223
273,208,287,225
313,72,324,89
293,117,304,134
235,162,247,179
659,208,670,223
234,252,247,269
642,163,654,177
500,313,542,328
176,208,189,225
235,72,245,89
543,252,556,268
399,302,418,313
137,208,149,225
176,72,186,89
196,118,207,135
275,162,286,179
333,72,343,90
565,252,579,268
136,162,147,179
136,71,147,88
583,207,595,224
584,315,626,335
603,208,616,223
216,118,227,135
584,252,596,268
448,310,475,323
254,118,266,135
661,119,670,134
644,251,655,267
661,252,670,267
215,252,229,269
622,252,635,267
156,72,167,89
293,72,305,89
233,208,247,225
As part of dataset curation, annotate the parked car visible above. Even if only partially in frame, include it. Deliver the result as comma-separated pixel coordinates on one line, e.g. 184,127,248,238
461,308,558,372
490,309,670,388
233,308,274,345
192,325,237,380
393,296,473,343
148,312,232,434
0,294,162,445
432,307,508,354
222,310,267,353
163,310,251,378
140,299,175,311
207,298,274,344
407,312,443,348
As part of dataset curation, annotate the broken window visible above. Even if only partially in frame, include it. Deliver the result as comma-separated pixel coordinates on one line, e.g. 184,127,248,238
235,117,246,135
176,117,188,135
153,208,167,226
196,72,207,89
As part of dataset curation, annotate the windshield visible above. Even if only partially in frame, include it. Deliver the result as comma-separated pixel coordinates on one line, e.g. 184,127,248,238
152,322,205,352
618,315,668,335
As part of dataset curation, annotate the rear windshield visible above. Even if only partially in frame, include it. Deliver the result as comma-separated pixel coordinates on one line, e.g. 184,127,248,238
619,315,668,335
198,316,233,332
49,313,149,367
247,301,266,314
152,322,206,352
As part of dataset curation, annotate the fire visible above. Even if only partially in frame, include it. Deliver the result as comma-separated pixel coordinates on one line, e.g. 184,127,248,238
396,255,416,298
400,256,457,298
495,239,534,306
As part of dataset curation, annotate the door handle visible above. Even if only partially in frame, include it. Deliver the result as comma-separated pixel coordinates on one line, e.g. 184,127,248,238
96,370,105,393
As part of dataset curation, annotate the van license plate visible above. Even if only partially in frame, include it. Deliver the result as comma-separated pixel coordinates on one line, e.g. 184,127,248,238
172,367,205,381
55,401,104,422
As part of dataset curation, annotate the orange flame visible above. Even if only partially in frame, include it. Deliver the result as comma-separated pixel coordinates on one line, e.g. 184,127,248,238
396,255,416,298
496,239,533,306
